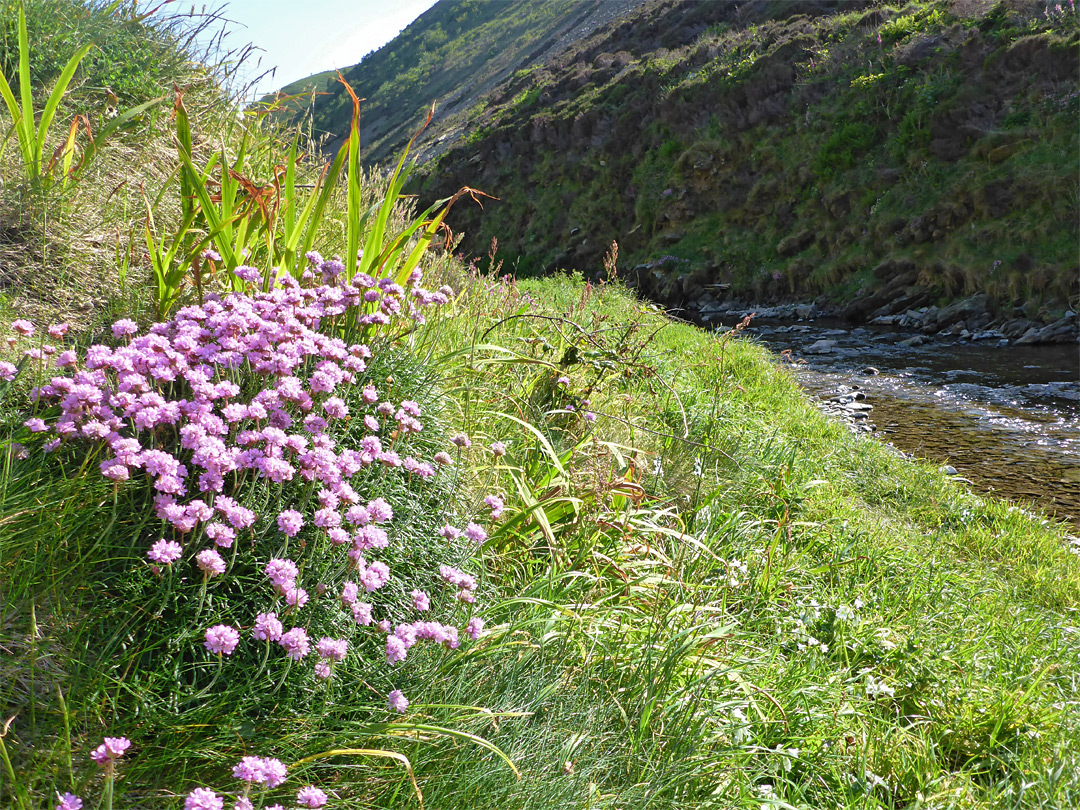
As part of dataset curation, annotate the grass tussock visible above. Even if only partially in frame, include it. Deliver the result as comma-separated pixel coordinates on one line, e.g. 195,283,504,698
1,3,1079,810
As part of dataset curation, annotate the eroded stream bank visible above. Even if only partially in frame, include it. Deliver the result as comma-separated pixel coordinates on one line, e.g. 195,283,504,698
711,316,1080,526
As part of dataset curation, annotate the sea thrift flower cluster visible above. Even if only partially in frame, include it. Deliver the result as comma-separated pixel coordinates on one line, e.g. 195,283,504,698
90,736,131,765
10,264,487,720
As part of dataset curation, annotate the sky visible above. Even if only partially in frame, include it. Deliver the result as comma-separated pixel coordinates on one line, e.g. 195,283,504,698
170,0,439,98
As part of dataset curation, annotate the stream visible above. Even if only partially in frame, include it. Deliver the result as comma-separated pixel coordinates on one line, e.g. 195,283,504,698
724,318,1080,527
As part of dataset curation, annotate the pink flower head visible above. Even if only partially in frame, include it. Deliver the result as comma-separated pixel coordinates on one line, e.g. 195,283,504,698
205,522,236,548
490,441,507,457
450,433,472,449
233,756,266,783
366,497,392,523
265,558,299,589
388,689,409,713
433,451,453,465
90,736,131,766
11,319,34,337
323,396,348,419
252,612,283,642
484,495,505,519
148,539,183,565
467,617,485,640
438,524,461,541
56,793,82,810
284,584,309,609
464,522,487,544
411,589,430,612
47,322,69,339
386,635,407,664
235,798,254,810
277,509,304,537
340,581,359,605
279,627,310,660
317,637,348,662
111,319,139,339
260,757,288,787
204,624,240,656
296,786,328,808
185,788,223,810
196,549,226,577
351,601,373,626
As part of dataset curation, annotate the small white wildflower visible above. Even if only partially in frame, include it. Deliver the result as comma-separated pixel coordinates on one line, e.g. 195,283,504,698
865,675,895,699
875,628,898,650
836,604,856,622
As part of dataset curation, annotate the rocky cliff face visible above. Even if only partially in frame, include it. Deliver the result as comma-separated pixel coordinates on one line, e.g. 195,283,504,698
408,0,1077,336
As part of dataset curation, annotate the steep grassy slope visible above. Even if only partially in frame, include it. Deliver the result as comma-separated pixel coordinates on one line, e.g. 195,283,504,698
277,0,650,164
410,0,1078,320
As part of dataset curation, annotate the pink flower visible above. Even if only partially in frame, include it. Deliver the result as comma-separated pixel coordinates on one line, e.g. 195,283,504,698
90,735,131,766
350,601,373,626
233,756,266,783
464,522,487,544
296,786,328,808
467,617,485,640
340,581,359,606
323,396,348,419
317,637,347,662
490,441,507,457
411,589,430,612
11,319,34,337
147,539,182,565
484,495,505,519
450,433,471,448
56,793,82,810
265,558,299,589
279,627,310,660
260,757,288,787
196,549,226,577
388,689,409,713
284,584,309,609
204,624,240,655
252,612,283,642
47,322,69,339
111,319,139,339
185,788,223,810
433,451,453,465
386,635,407,664
205,522,236,548
277,509,304,537
367,497,392,523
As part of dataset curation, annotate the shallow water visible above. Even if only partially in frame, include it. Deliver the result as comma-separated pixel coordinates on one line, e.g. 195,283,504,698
725,319,1080,525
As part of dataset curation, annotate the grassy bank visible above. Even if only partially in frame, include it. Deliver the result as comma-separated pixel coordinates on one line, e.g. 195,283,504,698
2,3,1079,809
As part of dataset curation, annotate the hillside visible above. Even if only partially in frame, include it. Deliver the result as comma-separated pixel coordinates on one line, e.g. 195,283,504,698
407,0,1079,331
276,0,651,164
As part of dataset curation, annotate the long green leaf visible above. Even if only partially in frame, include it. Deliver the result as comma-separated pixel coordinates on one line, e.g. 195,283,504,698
295,144,346,270
34,41,93,173
78,95,164,171
17,4,31,141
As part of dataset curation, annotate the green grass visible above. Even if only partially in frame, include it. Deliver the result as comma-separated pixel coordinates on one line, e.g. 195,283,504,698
1,3,1079,809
